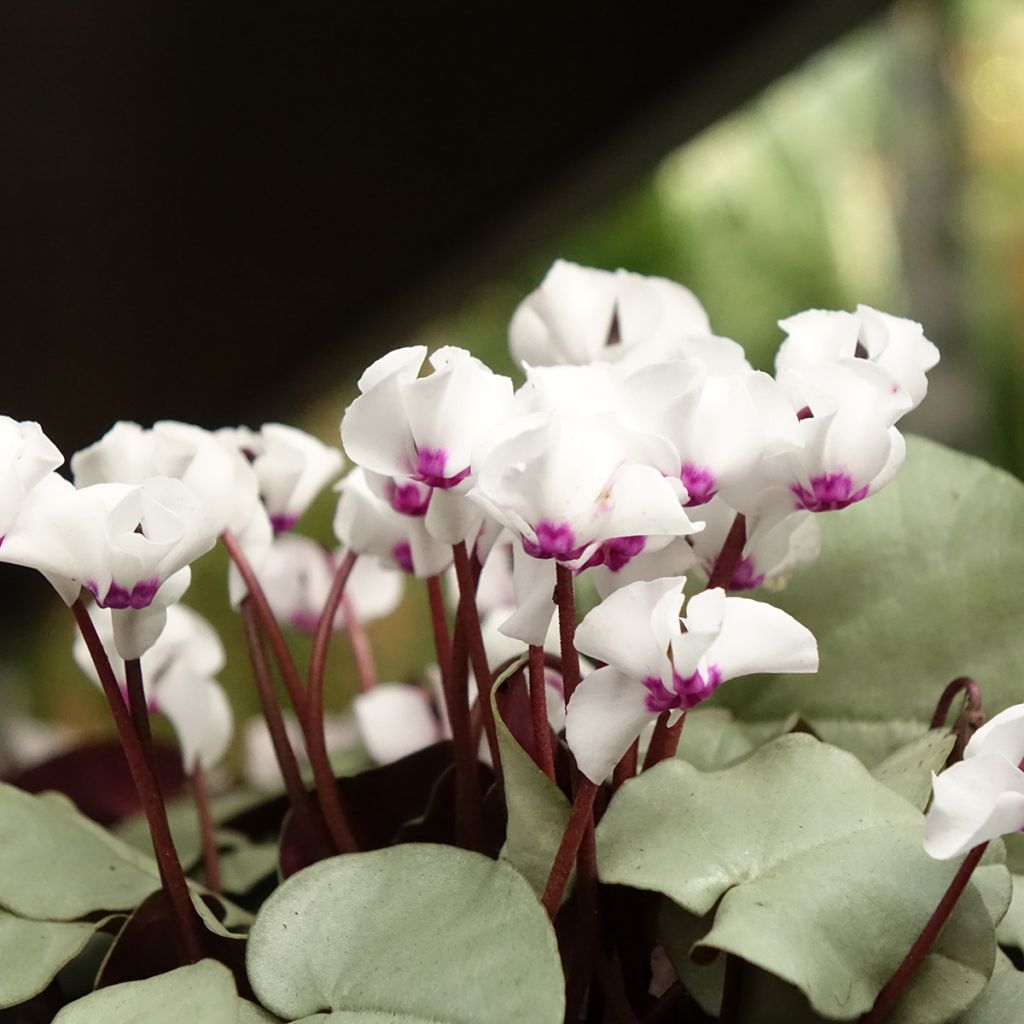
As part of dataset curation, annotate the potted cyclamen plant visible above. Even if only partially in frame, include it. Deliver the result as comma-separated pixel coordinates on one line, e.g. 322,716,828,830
0,258,1022,1024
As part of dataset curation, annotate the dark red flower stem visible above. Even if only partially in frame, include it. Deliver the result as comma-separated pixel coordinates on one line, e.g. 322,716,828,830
555,564,582,706
707,513,747,591
930,676,982,729
452,541,502,783
239,598,333,858
191,759,221,895
71,600,202,965
341,592,377,692
541,777,599,918
124,659,154,762
642,712,686,771
528,644,556,781
221,530,309,725
303,550,361,854
612,740,640,792
860,841,990,1023
428,575,482,851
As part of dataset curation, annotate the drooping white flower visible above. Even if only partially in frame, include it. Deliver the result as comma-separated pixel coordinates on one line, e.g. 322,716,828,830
72,603,232,770
0,417,65,541
259,533,404,634
565,577,818,782
923,704,1024,860
352,683,446,766
777,305,939,413
220,423,344,534
2,476,217,658
243,712,360,792
340,346,514,544
508,260,711,368
333,468,453,578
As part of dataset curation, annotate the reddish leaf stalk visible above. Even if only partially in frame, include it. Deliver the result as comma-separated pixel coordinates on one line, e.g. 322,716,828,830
860,841,990,1023
541,777,599,918
642,712,686,772
707,513,747,591
930,676,983,729
341,592,377,692
452,541,502,783
191,759,221,895
611,739,639,792
240,598,333,858
528,644,556,781
221,530,310,726
71,599,202,965
555,564,582,706
432,576,483,851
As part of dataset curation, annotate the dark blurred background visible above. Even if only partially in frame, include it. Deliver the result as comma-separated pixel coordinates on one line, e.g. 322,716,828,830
3,0,1023,752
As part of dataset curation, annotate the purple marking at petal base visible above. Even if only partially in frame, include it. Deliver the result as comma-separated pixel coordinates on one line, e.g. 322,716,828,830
392,541,414,574
89,576,161,610
791,472,869,512
270,512,299,535
521,520,589,561
289,611,322,635
730,556,765,591
387,479,431,517
414,447,472,490
580,535,648,574
680,463,717,506
642,664,723,714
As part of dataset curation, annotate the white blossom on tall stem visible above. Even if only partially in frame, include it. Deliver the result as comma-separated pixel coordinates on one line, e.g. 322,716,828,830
923,704,1024,860
334,468,453,578
352,683,446,766
508,260,711,368
259,533,404,634
340,345,514,545
0,417,65,542
72,603,232,770
565,576,818,782
1,476,218,658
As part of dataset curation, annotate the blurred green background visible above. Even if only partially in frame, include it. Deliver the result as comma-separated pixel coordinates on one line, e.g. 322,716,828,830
9,0,1024,772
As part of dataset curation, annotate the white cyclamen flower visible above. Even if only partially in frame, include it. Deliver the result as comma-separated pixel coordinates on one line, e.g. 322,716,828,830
259,533,404,634
352,683,446,766
508,260,710,368
565,577,818,782
0,417,64,541
923,704,1024,860
73,603,232,770
2,476,218,658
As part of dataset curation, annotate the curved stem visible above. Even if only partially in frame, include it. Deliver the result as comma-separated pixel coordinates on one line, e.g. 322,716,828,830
191,759,221,895
341,593,377,692
221,530,309,726
930,676,983,729
240,598,332,858
528,644,556,781
71,600,202,964
308,550,358,724
124,659,154,762
707,513,747,591
452,541,502,784
541,777,599,918
428,575,481,850
860,841,989,1023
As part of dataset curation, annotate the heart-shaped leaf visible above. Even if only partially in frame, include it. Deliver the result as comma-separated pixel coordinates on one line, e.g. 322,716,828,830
52,960,242,1023
0,782,160,920
598,734,1002,1020
870,729,955,810
712,437,1024,721
246,844,564,1023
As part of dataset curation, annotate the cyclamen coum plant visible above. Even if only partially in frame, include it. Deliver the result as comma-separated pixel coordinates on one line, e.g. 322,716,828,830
1,258,1023,1024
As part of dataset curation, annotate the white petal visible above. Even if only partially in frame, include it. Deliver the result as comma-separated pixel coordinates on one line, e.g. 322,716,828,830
497,545,557,647
923,754,1024,859
966,703,1024,765
158,673,234,770
71,421,153,487
353,683,443,765
596,463,702,544
565,666,655,784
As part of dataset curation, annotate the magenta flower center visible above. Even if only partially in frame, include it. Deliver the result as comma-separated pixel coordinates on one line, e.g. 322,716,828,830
521,520,589,561
729,555,765,591
413,447,471,490
680,463,716,506
89,576,161,610
791,472,869,512
642,664,723,713
391,541,414,574
270,512,299,535
579,535,647,574
387,479,432,517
